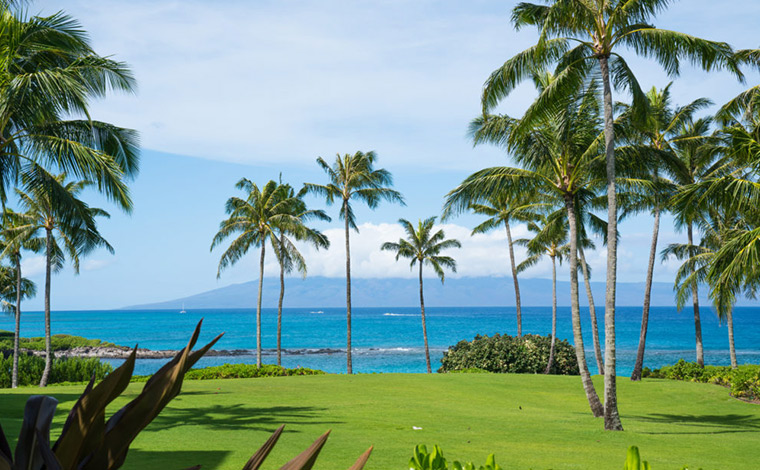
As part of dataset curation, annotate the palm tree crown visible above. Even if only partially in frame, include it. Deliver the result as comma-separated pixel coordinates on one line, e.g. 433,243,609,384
381,216,460,373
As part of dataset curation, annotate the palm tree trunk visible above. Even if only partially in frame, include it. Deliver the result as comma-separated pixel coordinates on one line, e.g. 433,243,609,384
545,255,557,374
687,223,704,367
418,262,432,373
277,242,285,367
579,247,604,374
344,199,353,374
727,306,737,369
39,229,53,387
11,252,21,388
256,243,265,368
564,194,604,416
631,207,661,381
599,55,623,430
505,220,522,337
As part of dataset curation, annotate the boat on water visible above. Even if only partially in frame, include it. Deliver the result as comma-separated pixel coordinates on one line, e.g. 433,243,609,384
180,303,186,314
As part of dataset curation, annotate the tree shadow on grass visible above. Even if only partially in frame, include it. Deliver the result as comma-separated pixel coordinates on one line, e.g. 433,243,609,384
629,413,760,435
124,449,230,470
145,403,341,434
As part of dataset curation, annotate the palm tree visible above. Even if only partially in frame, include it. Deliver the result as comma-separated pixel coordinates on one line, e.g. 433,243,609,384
0,9,139,212
616,85,710,380
667,116,731,368
306,151,404,374
7,175,113,386
381,217,460,373
0,208,41,388
445,74,607,417
463,193,541,337
663,206,755,369
484,0,742,431
515,215,568,374
274,184,330,366
211,179,302,368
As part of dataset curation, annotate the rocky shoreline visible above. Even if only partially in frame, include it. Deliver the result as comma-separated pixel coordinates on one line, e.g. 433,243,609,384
18,346,345,359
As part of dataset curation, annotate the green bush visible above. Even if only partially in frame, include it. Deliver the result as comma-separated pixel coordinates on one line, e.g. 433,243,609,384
644,359,760,401
439,333,579,375
183,363,325,380
0,353,112,387
0,330,117,351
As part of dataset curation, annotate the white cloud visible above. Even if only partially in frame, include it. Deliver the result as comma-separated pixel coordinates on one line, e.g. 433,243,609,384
82,259,116,272
20,256,45,278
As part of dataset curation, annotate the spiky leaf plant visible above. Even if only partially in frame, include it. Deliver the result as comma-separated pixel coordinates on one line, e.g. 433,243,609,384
0,319,372,470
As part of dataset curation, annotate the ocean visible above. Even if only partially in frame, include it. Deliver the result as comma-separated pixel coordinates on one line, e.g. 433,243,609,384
1,306,757,376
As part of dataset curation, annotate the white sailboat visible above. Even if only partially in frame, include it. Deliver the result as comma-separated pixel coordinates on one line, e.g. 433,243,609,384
180,303,186,314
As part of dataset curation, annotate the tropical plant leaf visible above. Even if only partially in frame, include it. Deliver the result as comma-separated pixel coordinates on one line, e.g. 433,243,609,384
241,425,285,470
346,446,374,470
279,430,331,470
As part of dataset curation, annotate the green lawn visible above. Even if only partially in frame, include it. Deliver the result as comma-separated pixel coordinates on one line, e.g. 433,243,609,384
1,374,758,469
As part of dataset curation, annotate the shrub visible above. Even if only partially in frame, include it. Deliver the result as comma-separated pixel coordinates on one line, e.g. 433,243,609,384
0,330,117,351
439,333,579,375
0,353,112,388
644,359,760,401
183,363,325,380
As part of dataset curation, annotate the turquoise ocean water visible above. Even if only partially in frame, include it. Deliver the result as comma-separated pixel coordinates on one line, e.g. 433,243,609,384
1,306,757,375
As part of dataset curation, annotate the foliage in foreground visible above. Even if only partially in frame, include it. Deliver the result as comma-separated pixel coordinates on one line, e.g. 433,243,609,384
644,359,760,401
439,333,578,375
0,321,372,470
410,445,702,470
0,354,112,388
409,444,501,470
184,363,325,380
0,330,117,351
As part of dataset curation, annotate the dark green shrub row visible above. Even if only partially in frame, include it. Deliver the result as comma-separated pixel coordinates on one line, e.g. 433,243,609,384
643,359,760,401
0,353,113,388
439,333,579,375
183,363,325,380
0,330,117,351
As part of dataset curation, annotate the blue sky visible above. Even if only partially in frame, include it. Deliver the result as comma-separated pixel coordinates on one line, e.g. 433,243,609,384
17,0,760,310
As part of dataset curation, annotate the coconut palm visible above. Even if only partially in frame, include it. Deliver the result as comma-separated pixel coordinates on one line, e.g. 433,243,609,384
381,217,460,373
0,9,139,212
516,215,569,374
663,205,756,369
7,175,113,386
616,85,711,380
485,0,742,430
463,193,541,337
0,208,42,388
445,74,608,417
306,151,404,374
211,179,302,368
273,184,330,366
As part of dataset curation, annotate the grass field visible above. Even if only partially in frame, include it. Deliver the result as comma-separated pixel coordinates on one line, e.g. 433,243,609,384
1,374,758,469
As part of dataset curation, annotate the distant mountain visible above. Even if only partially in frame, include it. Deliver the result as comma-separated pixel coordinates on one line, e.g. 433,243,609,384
124,276,753,310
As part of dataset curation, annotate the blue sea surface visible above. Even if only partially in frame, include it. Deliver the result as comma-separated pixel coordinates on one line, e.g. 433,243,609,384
1,306,757,376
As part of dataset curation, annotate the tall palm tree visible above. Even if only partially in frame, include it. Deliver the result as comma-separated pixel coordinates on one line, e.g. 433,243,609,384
7,175,113,386
663,206,755,369
306,151,404,374
463,193,541,337
484,0,741,430
381,217,460,373
445,75,607,417
0,9,139,212
667,116,730,368
274,184,330,366
616,85,710,380
515,215,568,374
0,208,41,388
211,179,302,368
